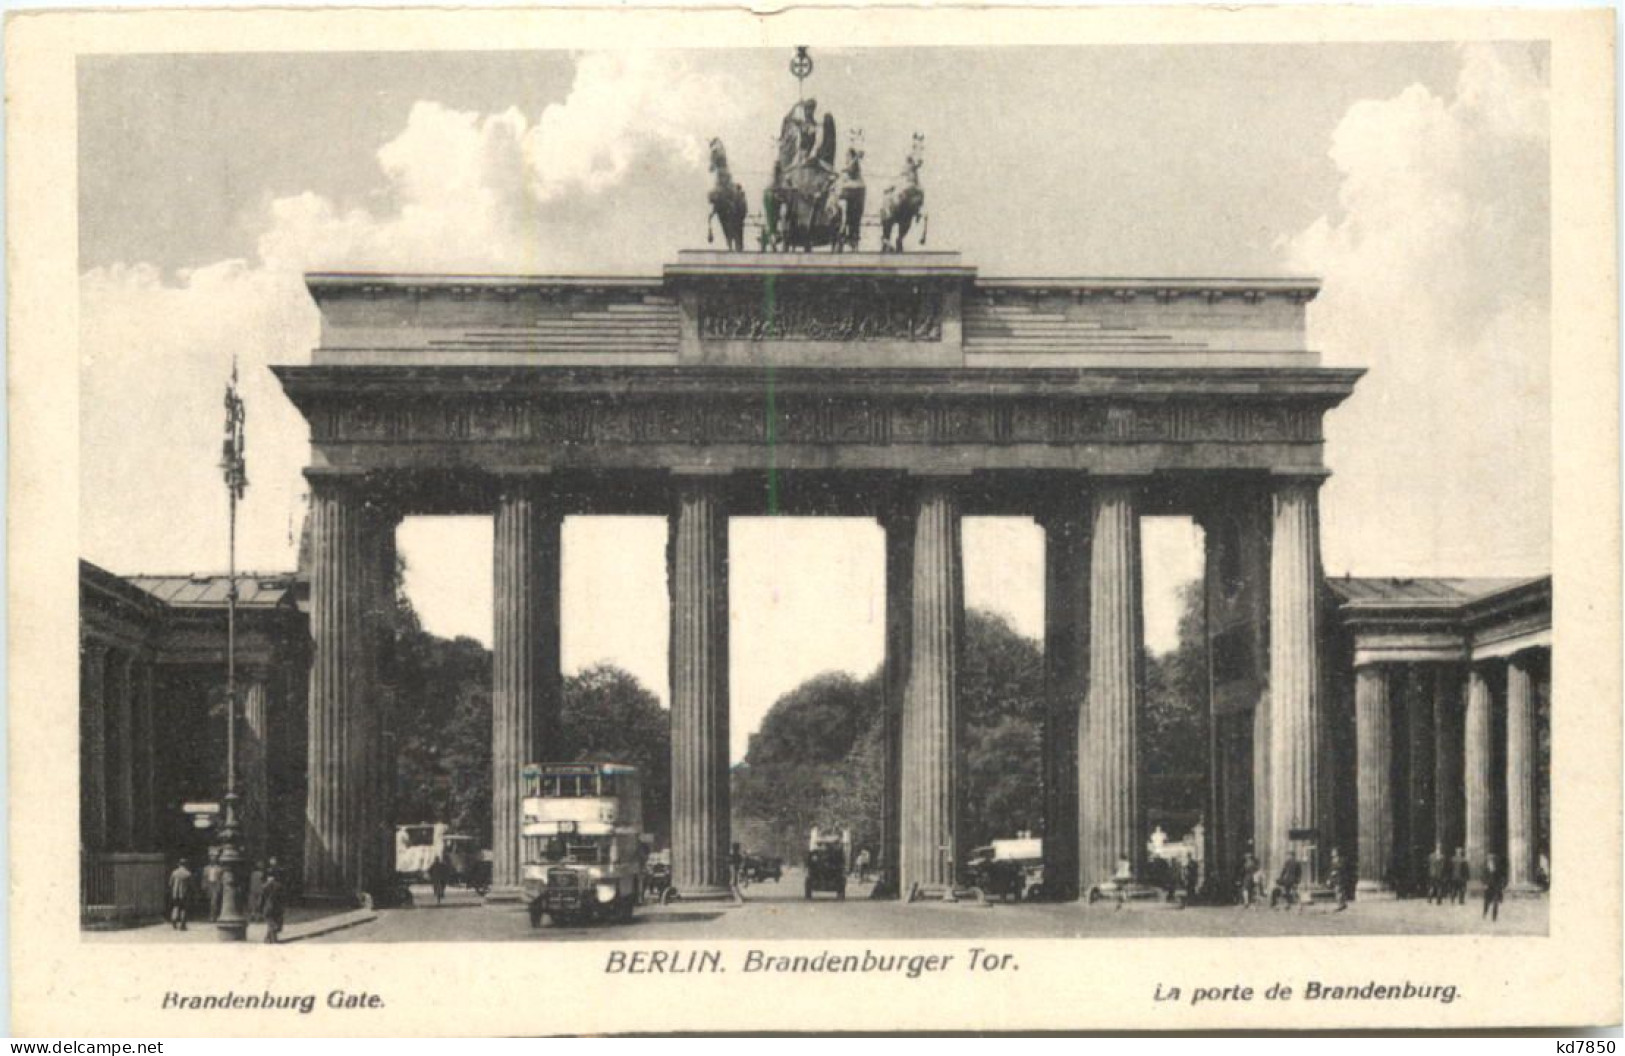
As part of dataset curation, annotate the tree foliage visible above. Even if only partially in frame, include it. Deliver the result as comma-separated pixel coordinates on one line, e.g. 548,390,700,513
731,609,1052,861
1143,579,1210,830
731,591,1214,863
388,590,670,848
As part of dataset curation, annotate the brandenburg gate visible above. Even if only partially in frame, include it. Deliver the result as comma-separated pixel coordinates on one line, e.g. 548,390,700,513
273,251,1360,903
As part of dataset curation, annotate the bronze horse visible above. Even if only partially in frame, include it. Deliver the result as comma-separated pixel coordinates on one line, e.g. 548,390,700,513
707,138,748,252
880,134,926,253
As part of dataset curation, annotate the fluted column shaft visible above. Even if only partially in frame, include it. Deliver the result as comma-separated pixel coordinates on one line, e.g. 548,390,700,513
1354,664,1394,895
670,478,731,898
1463,664,1493,888
1268,479,1322,879
1406,667,1437,888
1081,482,1143,890
242,678,271,862
303,480,387,898
1253,695,1271,872
1505,653,1539,891
80,643,109,854
900,482,962,896
1433,665,1465,861
114,651,137,850
880,510,914,893
1042,509,1088,900
138,661,158,849
490,484,563,894
356,505,399,894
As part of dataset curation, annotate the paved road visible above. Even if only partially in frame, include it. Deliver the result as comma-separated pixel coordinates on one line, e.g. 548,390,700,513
311,870,1546,943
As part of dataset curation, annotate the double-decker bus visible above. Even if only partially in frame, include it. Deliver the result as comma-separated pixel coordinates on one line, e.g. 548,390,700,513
521,762,644,927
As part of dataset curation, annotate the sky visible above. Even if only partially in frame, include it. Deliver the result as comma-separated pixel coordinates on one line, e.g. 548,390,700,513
78,44,1551,762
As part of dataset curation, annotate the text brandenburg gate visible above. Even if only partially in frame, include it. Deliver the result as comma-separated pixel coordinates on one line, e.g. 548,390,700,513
273,251,1360,903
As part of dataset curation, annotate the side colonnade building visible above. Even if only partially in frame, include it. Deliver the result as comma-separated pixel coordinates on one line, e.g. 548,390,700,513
1326,576,1552,898
79,561,308,923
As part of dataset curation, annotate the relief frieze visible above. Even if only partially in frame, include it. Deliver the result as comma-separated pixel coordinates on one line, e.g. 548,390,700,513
313,396,1322,447
697,279,943,343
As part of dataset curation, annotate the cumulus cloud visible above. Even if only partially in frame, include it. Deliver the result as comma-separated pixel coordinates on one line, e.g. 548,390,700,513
80,52,743,581
1283,42,1550,576
525,51,740,201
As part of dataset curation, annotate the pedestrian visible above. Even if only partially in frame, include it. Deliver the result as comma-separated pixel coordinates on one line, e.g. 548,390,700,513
428,854,449,905
1183,856,1200,905
1327,849,1349,911
1450,847,1470,905
1158,858,1179,902
1271,850,1302,910
854,848,871,883
166,858,194,930
1481,852,1505,922
1238,851,1260,908
1427,844,1448,905
204,847,224,922
728,842,743,895
258,868,286,944
248,860,267,923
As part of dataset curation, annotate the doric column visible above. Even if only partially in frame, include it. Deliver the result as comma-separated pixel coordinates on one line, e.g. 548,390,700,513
114,650,137,851
302,477,380,899
1406,667,1436,891
1505,652,1540,893
350,502,399,897
1268,477,1322,878
138,660,158,850
1354,664,1395,897
1433,664,1465,865
80,642,109,854
879,506,914,896
1463,664,1493,889
241,676,271,864
490,480,563,897
900,480,963,897
669,476,731,899
1041,506,1088,900
1080,481,1144,893
1253,695,1271,875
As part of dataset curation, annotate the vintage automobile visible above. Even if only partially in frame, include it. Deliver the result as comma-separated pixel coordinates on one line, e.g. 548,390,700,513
804,843,847,900
740,855,783,884
965,836,1045,902
521,762,644,927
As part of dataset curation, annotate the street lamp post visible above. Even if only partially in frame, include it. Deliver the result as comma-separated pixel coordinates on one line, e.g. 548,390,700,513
216,363,250,942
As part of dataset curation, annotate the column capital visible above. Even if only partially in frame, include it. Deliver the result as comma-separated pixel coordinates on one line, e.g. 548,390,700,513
1035,505,1090,535
492,473,564,518
304,469,403,522
1269,469,1331,490
669,468,733,502
876,500,917,534
1506,646,1544,669
1088,475,1152,507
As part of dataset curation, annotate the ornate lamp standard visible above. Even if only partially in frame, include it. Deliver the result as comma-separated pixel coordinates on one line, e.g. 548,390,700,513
215,363,250,941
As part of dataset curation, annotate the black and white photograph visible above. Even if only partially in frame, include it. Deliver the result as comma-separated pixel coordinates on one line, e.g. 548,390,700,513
10,6,1618,1036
